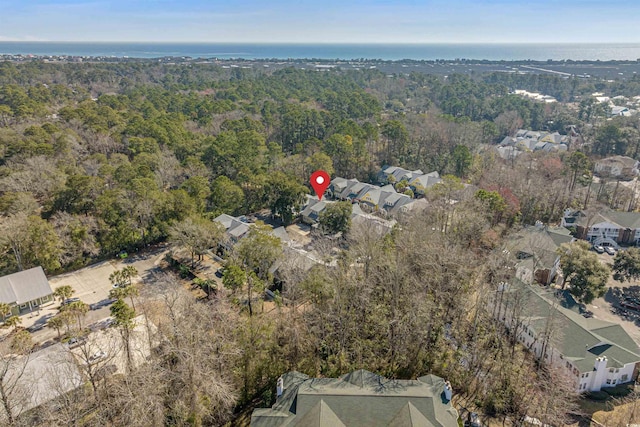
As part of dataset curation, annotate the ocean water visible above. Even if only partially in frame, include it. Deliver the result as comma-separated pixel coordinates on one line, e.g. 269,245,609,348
1,42,640,61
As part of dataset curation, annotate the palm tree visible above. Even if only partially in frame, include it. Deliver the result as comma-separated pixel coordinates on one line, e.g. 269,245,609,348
0,302,12,322
47,315,64,340
53,285,74,303
109,285,139,312
4,315,21,332
65,301,89,330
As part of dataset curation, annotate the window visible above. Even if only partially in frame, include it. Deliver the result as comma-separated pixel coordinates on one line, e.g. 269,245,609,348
585,373,589,378
615,369,619,373
566,362,570,369
609,368,615,373
613,380,617,384
581,374,585,378
622,374,629,382
606,379,611,384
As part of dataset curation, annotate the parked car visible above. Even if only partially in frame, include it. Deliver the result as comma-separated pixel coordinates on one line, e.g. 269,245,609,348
593,245,605,254
66,336,86,349
89,350,107,362
604,246,616,255
27,323,45,333
89,298,117,310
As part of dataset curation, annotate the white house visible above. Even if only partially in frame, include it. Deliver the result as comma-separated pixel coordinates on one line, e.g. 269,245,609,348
496,282,640,392
562,208,640,248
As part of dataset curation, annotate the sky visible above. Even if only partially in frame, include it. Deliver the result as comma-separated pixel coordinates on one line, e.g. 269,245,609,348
1,0,639,44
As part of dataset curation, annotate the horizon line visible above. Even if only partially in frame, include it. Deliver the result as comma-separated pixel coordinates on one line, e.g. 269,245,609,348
3,41,640,45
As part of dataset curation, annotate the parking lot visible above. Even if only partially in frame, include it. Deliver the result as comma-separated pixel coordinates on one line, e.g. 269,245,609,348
584,248,640,345
4,246,170,344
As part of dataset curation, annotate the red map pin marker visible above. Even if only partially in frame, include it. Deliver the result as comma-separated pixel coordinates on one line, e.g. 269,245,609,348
310,170,330,201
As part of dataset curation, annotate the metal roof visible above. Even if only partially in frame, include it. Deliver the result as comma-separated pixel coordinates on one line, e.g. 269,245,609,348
0,266,53,305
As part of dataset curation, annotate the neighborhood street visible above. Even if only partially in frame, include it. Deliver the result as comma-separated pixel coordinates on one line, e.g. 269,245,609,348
2,246,170,345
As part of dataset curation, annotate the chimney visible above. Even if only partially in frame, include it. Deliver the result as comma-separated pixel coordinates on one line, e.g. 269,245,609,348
276,376,284,398
443,381,452,402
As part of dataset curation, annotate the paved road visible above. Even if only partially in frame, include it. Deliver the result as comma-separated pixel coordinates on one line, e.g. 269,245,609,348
586,251,640,346
4,246,170,345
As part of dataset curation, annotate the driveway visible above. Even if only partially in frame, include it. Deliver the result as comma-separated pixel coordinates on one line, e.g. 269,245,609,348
584,250,640,346
4,246,170,344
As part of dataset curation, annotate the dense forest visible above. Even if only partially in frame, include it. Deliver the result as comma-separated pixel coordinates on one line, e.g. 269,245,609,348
2,61,640,426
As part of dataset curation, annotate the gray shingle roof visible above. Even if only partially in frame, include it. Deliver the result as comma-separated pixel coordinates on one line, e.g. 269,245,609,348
504,282,640,372
0,266,53,305
213,214,250,240
251,370,458,427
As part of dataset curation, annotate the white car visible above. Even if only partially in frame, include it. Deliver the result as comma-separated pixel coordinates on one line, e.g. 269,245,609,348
604,246,616,255
593,245,605,254
89,350,106,362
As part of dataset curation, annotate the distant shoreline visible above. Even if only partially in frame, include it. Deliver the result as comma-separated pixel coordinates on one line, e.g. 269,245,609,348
2,42,640,62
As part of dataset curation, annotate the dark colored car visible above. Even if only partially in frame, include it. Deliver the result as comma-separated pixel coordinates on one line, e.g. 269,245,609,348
61,297,80,306
89,298,117,311
27,323,45,333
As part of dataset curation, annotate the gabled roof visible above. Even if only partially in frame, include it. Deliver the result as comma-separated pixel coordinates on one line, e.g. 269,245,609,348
596,155,637,169
388,402,433,427
0,266,53,305
508,226,573,274
565,209,640,230
251,370,458,427
301,198,328,222
504,281,640,372
410,175,442,190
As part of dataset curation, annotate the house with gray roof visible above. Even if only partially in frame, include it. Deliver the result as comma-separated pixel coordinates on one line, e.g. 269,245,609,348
561,208,640,248
497,129,570,158
508,225,574,285
594,155,639,181
251,369,458,426
1,343,83,423
409,172,441,195
300,197,329,225
376,167,441,195
213,214,251,252
497,281,640,392
377,166,425,185
0,267,54,316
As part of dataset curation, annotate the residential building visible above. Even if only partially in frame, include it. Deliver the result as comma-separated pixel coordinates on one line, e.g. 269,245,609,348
496,281,640,392
300,197,329,225
251,369,458,426
376,166,442,194
508,225,574,285
0,266,54,316
377,166,424,185
328,177,426,217
213,214,251,252
0,343,83,423
562,208,640,248
594,155,639,181
497,129,570,158
213,214,290,251
611,106,632,117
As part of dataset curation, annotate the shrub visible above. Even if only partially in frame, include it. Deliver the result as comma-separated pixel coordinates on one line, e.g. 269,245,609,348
586,391,609,401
